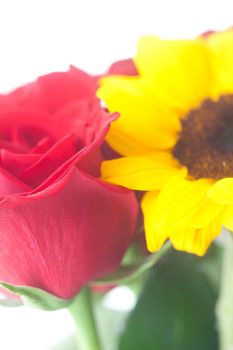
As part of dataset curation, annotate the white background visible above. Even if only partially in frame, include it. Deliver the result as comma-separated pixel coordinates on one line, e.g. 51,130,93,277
0,0,232,349
0,0,233,92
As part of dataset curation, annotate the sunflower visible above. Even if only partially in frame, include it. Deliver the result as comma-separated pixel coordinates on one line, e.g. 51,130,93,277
98,30,233,256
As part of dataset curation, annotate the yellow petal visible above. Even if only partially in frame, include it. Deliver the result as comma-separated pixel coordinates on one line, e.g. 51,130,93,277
222,205,233,231
98,76,181,156
207,29,233,95
207,178,233,205
101,153,187,191
142,188,222,256
105,128,153,156
152,177,221,233
135,36,214,113
141,191,168,252
170,216,222,256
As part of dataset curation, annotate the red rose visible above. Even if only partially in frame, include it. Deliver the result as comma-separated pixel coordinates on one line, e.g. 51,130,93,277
0,66,138,299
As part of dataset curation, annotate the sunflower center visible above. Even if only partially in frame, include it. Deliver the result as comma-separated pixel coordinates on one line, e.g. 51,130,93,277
173,95,233,179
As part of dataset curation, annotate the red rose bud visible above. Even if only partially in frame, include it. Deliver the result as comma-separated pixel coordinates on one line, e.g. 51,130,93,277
0,67,138,299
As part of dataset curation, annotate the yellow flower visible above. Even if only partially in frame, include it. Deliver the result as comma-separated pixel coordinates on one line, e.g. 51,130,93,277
98,30,233,256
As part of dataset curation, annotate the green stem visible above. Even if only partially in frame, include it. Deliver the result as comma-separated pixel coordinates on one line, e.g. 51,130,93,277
93,241,172,286
68,287,102,350
216,231,233,350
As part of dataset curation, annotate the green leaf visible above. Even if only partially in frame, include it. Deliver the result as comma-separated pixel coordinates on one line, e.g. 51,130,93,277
0,282,72,310
119,247,219,350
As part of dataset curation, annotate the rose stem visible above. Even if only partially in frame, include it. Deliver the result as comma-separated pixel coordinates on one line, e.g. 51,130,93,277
68,286,102,350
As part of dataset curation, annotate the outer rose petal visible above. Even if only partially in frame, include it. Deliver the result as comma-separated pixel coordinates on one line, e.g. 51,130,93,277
37,67,98,113
0,66,98,114
0,166,138,299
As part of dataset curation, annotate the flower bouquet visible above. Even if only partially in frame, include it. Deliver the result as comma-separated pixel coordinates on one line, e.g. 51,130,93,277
0,29,233,350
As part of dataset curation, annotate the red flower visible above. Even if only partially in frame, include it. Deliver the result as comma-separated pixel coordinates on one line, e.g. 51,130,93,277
0,66,138,299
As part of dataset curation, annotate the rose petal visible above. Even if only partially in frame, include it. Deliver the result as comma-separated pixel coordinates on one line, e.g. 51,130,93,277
29,111,118,192
0,167,138,299
1,150,41,177
0,166,31,195
0,66,98,114
0,81,43,112
0,109,63,145
30,137,53,154
37,67,98,113
21,134,77,187
53,99,114,145
107,58,138,76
